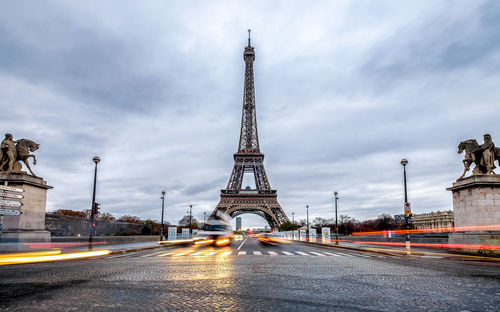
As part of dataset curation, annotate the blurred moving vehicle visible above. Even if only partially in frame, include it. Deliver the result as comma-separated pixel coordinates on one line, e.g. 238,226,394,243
257,233,289,246
194,219,233,247
234,233,244,240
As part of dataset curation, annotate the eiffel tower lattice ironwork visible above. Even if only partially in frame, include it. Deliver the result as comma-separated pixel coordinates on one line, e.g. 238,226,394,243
212,30,289,229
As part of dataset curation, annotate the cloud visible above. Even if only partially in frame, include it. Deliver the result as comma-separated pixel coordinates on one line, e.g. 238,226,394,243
1,1,499,228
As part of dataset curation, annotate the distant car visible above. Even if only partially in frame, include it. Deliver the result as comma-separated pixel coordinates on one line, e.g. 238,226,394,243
194,219,233,246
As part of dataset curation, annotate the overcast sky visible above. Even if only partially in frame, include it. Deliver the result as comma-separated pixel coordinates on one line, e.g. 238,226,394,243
1,1,499,228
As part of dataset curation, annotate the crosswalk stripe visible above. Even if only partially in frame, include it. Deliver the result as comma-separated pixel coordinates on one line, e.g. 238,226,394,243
190,251,205,256
253,251,262,255
295,251,309,256
157,252,174,257
282,251,295,256
238,251,246,256
268,251,278,256
219,251,232,256
323,252,340,257
309,252,326,256
173,251,192,257
141,252,165,258
108,253,131,259
205,251,218,256
339,253,354,257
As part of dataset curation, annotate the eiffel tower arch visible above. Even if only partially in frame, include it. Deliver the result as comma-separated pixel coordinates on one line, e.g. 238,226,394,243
212,30,289,230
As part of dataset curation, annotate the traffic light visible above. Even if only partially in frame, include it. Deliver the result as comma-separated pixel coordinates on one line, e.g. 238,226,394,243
93,202,100,215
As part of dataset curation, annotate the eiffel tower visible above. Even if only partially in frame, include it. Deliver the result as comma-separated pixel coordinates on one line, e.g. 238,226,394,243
212,30,289,230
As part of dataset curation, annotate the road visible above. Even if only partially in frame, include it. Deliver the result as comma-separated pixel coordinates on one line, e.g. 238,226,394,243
0,237,499,311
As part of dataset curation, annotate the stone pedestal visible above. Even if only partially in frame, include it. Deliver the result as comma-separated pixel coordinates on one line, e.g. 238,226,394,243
0,173,52,243
447,174,500,256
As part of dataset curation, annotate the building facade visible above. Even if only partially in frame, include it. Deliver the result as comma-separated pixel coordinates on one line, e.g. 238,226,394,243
412,210,454,230
236,217,242,231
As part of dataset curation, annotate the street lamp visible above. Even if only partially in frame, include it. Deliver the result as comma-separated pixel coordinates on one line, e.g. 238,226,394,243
89,156,100,250
292,212,294,224
203,211,206,223
189,204,193,234
160,191,166,241
401,159,411,255
306,205,309,234
334,191,339,245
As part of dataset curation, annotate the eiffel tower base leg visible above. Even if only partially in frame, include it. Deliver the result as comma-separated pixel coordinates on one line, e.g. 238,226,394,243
212,195,288,230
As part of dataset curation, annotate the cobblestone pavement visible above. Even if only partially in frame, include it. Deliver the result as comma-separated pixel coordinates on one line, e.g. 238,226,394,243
0,238,498,312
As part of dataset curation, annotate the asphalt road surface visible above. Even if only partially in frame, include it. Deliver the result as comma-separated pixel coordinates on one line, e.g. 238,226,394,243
0,237,499,311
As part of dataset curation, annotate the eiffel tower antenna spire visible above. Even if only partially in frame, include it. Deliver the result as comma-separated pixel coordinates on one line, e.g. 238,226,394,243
239,29,259,153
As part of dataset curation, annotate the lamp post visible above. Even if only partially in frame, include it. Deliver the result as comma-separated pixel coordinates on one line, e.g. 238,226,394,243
203,211,206,223
160,191,166,241
89,156,100,250
189,204,193,234
401,159,411,255
334,191,339,245
306,205,309,234
292,212,294,224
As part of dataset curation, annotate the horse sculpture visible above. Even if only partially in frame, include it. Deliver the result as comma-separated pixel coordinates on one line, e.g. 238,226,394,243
16,139,39,176
457,139,499,179
0,138,39,176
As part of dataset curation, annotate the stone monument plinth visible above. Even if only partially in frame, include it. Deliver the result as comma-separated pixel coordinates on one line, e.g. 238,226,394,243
0,173,52,243
447,174,500,256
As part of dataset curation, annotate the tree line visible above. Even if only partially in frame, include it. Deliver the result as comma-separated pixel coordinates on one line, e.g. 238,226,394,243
50,209,201,234
280,213,404,235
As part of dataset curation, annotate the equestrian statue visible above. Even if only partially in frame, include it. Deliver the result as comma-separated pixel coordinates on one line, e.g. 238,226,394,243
0,133,40,176
457,133,499,179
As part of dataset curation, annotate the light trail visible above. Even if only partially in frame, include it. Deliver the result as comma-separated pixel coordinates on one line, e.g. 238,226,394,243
159,239,194,244
215,238,231,246
0,250,62,258
347,241,500,250
25,242,107,249
0,250,110,266
194,239,214,245
352,224,500,236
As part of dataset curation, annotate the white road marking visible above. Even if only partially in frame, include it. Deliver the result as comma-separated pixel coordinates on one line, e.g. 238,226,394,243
173,251,192,257
253,251,262,255
309,252,326,256
157,252,174,257
267,251,278,256
219,251,232,256
237,237,248,251
323,252,340,257
141,252,165,258
295,251,309,256
238,251,246,256
108,253,131,259
205,251,218,256
355,254,372,258
190,251,205,256
282,251,295,256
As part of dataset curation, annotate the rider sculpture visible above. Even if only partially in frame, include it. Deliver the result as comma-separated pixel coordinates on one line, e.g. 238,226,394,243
458,134,499,179
0,133,39,176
